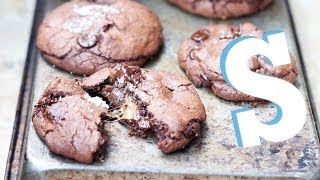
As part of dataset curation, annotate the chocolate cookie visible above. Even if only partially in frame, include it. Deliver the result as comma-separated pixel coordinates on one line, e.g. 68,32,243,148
82,66,206,153
37,0,163,75
178,22,298,101
168,0,272,19
32,77,109,163
32,66,206,161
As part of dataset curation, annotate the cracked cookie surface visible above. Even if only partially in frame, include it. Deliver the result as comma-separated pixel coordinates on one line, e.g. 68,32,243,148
36,0,163,75
32,77,108,163
178,22,298,101
168,0,272,19
82,66,207,153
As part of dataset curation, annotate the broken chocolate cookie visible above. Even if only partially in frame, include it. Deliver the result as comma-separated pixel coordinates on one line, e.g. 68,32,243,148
82,66,207,153
32,77,108,163
36,0,163,75
32,66,206,163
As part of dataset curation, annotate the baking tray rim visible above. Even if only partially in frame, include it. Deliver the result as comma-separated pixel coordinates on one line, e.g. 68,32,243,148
5,0,320,179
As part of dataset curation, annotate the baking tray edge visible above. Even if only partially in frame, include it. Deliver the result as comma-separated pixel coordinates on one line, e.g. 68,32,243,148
5,0,320,179
5,0,44,179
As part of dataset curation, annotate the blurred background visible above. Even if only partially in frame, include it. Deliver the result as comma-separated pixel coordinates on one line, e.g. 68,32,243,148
0,0,319,178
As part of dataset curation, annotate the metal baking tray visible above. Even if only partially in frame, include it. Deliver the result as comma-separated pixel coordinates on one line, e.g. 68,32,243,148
5,0,320,179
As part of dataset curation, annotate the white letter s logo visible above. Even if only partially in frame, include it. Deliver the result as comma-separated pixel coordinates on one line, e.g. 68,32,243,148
221,31,306,148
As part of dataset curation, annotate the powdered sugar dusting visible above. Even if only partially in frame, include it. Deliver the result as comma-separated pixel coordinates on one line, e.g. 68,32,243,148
75,5,120,16
63,4,119,33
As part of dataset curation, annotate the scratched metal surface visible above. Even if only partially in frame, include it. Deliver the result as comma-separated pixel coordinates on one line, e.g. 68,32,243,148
21,0,320,179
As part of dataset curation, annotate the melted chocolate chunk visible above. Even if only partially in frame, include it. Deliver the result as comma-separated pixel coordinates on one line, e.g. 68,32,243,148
184,121,201,138
231,25,242,36
77,34,100,48
191,29,210,43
